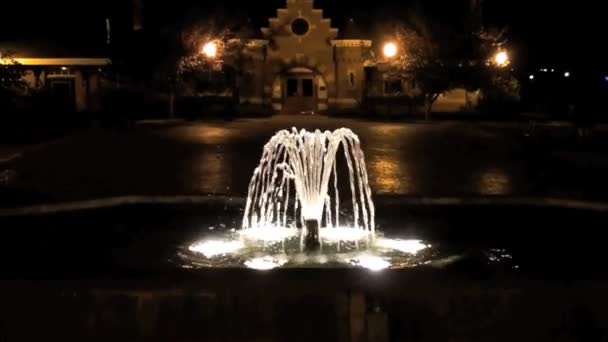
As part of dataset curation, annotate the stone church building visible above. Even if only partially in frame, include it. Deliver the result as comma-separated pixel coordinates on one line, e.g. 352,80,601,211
236,0,373,113
233,0,473,114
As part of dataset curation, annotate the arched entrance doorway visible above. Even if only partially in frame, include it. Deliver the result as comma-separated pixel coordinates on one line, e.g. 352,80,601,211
273,67,327,114
283,67,315,113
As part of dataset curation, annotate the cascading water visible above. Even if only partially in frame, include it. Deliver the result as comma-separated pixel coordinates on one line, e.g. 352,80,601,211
183,127,433,270
242,128,375,250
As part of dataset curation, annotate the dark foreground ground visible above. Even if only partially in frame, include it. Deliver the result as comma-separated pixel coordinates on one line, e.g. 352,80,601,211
3,115,608,207
1,200,608,341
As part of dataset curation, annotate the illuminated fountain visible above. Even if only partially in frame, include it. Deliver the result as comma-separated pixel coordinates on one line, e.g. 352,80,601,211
242,128,375,251
184,128,433,270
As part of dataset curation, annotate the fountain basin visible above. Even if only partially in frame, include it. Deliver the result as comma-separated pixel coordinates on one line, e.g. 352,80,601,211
2,197,608,341
1,195,607,278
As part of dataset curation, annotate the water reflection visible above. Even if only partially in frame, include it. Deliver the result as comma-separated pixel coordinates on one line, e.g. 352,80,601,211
183,232,436,270
190,152,231,193
171,125,235,144
367,153,413,194
486,248,513,263
189,240,243,258
476,168,511,195
375,238,429,255
347,255,391,271
245,256,288,270
485,248,519,269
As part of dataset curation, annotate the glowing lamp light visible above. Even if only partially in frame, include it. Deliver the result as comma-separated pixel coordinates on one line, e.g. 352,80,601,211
202,41,218,59
494,51,509,67
529,75,535,80
564,72,570,78
383,42,398,59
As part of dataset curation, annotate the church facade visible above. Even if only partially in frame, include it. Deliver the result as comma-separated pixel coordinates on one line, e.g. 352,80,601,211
234,0,475,114
236,0,373,113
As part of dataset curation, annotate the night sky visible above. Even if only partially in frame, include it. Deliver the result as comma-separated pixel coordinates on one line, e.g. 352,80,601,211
0,0,605,72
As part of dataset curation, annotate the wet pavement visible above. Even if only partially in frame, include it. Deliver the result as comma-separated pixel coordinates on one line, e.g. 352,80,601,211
4,115,608,205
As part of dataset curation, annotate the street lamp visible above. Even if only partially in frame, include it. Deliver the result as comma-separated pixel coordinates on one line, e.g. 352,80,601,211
494,51,509,67
383,42,398,59
202,41,218,59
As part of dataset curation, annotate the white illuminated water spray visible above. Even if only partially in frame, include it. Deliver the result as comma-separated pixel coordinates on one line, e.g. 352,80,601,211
184,127,433,269
242,128,375,247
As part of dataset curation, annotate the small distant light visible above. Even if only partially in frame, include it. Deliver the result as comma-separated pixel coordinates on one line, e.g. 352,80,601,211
604,76,608,82
564,72,570,78
551,68,555,72
529,75,535,80
61,66,68,71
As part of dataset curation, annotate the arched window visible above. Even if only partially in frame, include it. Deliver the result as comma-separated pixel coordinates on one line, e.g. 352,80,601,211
349,72,356,88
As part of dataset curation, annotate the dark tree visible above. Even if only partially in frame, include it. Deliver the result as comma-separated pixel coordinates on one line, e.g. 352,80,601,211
0,52,25,111
474,27,520,113
381,21,454,120
178,16,256,115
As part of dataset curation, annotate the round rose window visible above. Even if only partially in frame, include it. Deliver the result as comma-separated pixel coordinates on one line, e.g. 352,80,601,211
291,18,310,36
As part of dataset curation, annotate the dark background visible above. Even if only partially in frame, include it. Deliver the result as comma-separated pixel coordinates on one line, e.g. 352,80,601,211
0,0,606,72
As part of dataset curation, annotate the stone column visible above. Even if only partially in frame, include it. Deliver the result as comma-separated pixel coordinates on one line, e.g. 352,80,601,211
350,292,366,342
367,305,389,342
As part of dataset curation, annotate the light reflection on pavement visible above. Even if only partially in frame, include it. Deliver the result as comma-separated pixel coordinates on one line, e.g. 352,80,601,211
475,168,512,195
7,115,608,203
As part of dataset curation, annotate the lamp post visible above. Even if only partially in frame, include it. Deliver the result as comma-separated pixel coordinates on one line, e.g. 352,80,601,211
200,40,223,87
381,42,399,118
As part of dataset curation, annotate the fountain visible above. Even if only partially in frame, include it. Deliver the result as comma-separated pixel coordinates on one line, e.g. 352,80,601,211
242,128,375,251
183,127,433,270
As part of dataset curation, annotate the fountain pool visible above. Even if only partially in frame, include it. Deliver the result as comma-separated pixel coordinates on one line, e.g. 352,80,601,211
180,128,439,270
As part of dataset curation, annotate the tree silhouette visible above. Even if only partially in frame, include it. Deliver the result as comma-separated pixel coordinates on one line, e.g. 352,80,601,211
381,20,453,120
178,16,256,114
0,52,25,111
